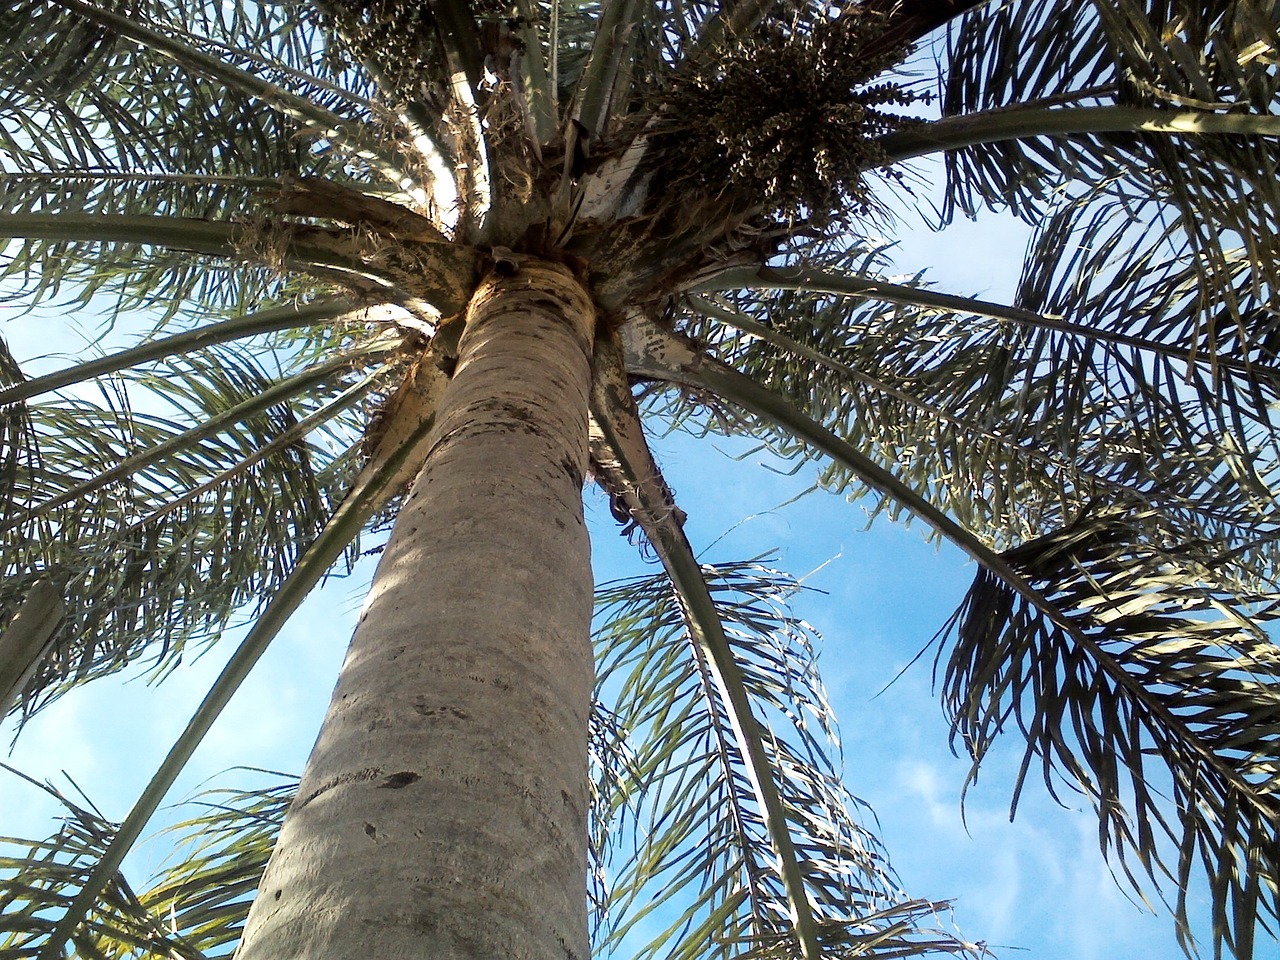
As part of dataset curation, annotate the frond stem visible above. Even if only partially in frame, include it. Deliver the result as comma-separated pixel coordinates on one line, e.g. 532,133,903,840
0,213,477,310
0,298,368,408
6,345,395,531
590,337,773,931
0,580,64,716
695,266,1280,382
646,520,822,960
512,0,557,145
877,105,1280,165
588,332,822,960
120,365,391,537
0,212,245,255
564,0,640,182
0,170,284,189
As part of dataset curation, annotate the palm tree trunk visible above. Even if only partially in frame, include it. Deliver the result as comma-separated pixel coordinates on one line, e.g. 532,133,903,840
236,260,598,960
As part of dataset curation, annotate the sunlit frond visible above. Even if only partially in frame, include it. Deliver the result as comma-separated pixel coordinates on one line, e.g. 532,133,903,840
0,0,382,179
589,335,828,960
0,766,208,960
630,307,1280,959
0,333,397,714
0,299,366,408
938,0,1279,212
1015,176,1280,400
593,561,978,960
137,776,296,960
0,0,432,323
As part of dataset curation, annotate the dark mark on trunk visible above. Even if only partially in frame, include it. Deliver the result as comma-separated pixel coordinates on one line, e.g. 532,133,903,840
379,771,422,789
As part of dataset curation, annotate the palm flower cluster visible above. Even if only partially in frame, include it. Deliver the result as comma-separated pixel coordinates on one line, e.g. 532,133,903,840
651,8,922,223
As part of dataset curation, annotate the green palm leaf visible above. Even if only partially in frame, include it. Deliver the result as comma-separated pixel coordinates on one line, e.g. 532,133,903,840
0,766,208,960
677,252,1280,579
0,333,398,713
0,299,361,408
135,776,296,960
0,769,296,960
0,0,372,180
595,561,977,960
936,506,1280,959
589,326,969,958
937,0,1278,210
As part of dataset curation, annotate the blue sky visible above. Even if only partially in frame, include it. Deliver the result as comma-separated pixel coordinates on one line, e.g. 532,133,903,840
0,181,1270,960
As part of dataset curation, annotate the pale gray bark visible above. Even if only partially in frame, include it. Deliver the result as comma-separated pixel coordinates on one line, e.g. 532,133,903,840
237,261,597,960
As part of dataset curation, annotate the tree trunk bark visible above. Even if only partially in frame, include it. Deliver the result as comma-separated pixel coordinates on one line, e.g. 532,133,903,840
236,260,597,960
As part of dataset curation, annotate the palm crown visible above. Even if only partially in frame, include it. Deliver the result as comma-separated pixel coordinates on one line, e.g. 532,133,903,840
1,0,1279,958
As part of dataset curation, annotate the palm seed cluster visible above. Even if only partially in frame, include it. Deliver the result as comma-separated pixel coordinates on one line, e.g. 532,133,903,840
647,9,921,224
314,0,443,99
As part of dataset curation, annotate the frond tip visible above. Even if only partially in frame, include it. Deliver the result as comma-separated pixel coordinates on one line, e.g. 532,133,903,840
0,765,208,960
938,506,1280,960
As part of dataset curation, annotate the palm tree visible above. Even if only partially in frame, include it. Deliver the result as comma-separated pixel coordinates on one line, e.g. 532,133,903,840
1,0,1279,957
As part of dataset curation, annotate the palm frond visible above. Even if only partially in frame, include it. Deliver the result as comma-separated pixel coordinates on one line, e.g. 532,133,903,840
879,104,1280,166
0,766,208,960
136,776,297,960
677,253,1280,580
924,0,1280,366
594,560,977,960
695,259,1280,373
936,0,1278,214
510,0,557,143
0,172,280,232
601,325,978,959
0,0,464,323
0,581,64,716
0,213,304,326
0,768,301,960
0,0,403,184
936,506,1280,960
0,335,397,713
0,0,328,200
1014,172,1280,392
589,328,823,960
0,299,363,409
0,209,481,330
